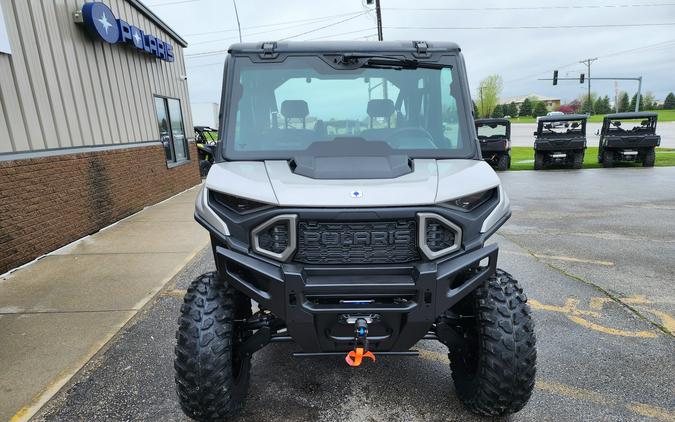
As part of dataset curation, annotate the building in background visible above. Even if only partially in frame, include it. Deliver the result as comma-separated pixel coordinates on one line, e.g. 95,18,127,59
191,102,220,129
500,94,561,110
0,0,201,274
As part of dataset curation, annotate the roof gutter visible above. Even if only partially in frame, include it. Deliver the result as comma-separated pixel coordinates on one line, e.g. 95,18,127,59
128,0,188,48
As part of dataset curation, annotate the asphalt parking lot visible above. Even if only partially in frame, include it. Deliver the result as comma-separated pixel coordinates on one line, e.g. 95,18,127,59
34,167,675,422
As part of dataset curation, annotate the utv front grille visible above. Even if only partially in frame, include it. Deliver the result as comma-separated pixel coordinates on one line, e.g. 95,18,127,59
295,220,419,264
251,215,297,261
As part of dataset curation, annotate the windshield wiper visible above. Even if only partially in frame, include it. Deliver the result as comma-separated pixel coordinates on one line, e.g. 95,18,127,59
336,53,447,70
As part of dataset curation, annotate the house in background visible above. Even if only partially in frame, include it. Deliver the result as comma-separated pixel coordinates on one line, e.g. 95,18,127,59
500,94,561,111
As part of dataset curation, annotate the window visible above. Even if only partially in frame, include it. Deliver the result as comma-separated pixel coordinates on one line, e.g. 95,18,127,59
223,55,473,160
154,96,188,164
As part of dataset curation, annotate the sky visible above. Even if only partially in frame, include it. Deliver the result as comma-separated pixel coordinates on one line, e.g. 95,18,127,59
145,0,675,122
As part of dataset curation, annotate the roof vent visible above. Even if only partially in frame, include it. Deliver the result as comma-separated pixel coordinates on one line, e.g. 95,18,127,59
260,41,279,59
412,41,430,58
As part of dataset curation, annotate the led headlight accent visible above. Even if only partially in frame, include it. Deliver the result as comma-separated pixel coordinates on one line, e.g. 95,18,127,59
418,213,462,260
210,191,274,215
440,188,496,212
251,215,297,261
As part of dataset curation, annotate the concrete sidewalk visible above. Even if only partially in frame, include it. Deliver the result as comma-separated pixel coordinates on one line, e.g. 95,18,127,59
0,185,209,422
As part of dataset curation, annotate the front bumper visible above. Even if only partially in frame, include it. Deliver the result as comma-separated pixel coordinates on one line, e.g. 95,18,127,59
215,242,498,353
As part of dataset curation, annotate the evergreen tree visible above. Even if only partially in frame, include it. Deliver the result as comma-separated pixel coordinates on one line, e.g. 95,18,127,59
618,92,630,112
492,104,505,118
663,92,675,110
629,93,645,112
472,100,479,116
506,102,519,117
532,101,548,118
519,97,533,117
594,96,611,114
581,97,594,114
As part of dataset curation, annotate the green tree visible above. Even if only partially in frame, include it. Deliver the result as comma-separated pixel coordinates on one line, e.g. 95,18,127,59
618,92,630,112
475,74,503,118
519,97,533,117
629,93,644,111
594,95,611,114
491,104,505,118
642,91,656,110
472,100,478,116
663,92,675,109
506,102,519,117
532,101,548,118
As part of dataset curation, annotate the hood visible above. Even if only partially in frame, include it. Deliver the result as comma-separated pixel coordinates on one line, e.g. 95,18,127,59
206,159,499,208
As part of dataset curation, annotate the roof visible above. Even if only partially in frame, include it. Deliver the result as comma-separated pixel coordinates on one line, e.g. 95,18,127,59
500,94,560,104
604,112,658,119
538,114,588,122
228,41,461,54
475,118,510,125
130,0,187,47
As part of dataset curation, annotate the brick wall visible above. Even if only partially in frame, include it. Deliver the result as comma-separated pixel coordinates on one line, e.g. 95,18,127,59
0,142,201,274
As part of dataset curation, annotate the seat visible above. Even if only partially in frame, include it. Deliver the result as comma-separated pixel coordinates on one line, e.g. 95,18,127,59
280,100,309,129
366,99,395,128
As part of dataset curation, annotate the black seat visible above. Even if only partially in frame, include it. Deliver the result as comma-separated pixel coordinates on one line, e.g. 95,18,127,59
280,100,309,129
366,99,395,128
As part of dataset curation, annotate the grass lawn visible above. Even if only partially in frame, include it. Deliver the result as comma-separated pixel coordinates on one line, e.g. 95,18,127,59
508,110,675,124
507,146,675,171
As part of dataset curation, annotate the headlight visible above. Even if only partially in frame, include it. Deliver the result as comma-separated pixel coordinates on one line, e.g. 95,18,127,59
209,191,273,215
440,188,496,212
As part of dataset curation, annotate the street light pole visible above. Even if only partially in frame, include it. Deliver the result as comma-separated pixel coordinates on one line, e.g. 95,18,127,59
375,0,383,41
579,58,597,114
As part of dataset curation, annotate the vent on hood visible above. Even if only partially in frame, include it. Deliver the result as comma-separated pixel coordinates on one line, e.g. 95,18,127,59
290,138,413,179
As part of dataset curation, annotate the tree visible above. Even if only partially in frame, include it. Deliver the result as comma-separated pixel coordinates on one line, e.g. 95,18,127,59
594,96,611,114
663,92,675,109
642,91,656,110
629,93,644,112
491,104,504,118
475,74,503,118
472,100,478,116
532,101,548,118
506,102,519,117
519,97,533,117
618,92,630,112
581,97,594,114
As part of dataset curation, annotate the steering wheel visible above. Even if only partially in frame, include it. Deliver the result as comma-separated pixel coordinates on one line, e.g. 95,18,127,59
386,127,436,149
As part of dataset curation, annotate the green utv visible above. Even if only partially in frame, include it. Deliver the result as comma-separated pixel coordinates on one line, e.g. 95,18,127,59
174,41,536,421
194,125,219,176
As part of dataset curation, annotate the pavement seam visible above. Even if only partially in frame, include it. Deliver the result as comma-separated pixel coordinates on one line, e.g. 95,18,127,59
7,243,210,422
0,309,138,315
500,233,674,338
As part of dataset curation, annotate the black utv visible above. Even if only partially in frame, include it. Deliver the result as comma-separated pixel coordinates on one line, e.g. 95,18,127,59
475,118,511,171
533,114,587,170
598,112,660,167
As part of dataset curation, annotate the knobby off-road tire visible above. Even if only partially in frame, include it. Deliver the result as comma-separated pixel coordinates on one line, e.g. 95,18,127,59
642,147,656,167
603,150,615,168
496,154,510,172
199,159,212,177
449,269,537,417
572,151,584,169
533,152,544,170
175,272,252,421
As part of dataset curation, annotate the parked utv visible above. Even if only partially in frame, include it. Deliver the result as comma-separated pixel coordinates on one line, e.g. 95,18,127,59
533,114,587,170
598,112,659,167
194,125,219,176
475,118,511,171
175,41,536,420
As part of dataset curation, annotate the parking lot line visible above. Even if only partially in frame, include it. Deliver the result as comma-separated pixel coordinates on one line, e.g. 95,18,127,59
417,349,675,421
503,250,615,266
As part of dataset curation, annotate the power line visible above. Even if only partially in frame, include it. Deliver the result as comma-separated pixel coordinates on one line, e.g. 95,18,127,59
308,28,377,41
383,3,675,11
384,22,675,30
279,11,372,40
145,0,199,7
184,11,366,37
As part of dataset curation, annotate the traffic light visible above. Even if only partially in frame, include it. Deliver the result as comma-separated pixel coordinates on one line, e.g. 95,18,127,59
553,70,558,86
580,73,585,84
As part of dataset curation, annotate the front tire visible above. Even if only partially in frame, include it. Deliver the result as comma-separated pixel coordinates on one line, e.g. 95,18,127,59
534,152,544,170
572,151,584,169
642,147,655,167
496,154,510,171
449,270,537,416
174,272,252,421
603,150,615,168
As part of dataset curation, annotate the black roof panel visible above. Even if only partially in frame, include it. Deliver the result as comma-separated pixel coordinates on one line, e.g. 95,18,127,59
228,40,460,54
604,112,658,119
475,118,510,125
538,114,588,122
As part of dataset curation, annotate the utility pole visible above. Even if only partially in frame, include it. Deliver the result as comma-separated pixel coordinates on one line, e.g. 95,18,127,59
479,86,485,117
232,0,242,43
579,58,597,114
366,0,383,41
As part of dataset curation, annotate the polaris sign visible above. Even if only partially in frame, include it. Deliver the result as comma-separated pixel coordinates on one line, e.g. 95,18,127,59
81,2,174,62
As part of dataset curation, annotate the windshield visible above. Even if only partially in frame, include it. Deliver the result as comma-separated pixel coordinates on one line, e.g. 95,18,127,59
537,118,586,137
605,118,656,134
222,55,473,160
476,123,507,139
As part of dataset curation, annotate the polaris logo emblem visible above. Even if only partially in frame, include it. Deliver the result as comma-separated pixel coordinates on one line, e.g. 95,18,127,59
302,231,411,246
351,190,363,198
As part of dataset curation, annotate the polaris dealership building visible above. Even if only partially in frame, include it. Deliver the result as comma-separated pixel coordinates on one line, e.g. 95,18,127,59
0,0,200,274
